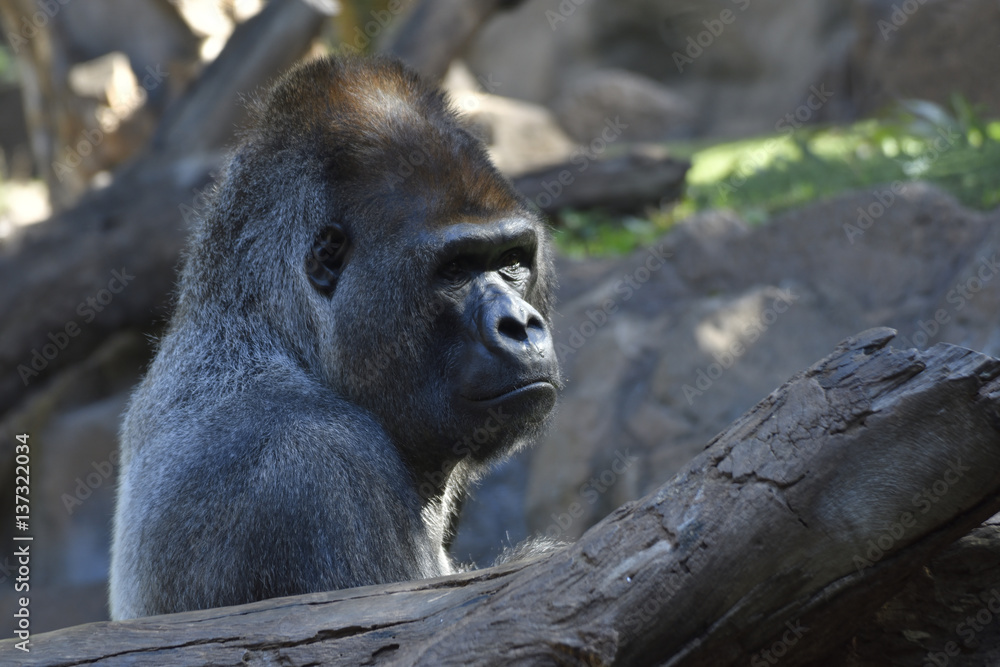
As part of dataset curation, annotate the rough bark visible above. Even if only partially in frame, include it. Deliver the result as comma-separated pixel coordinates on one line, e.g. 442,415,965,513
828,517,1000,666
8,329,1000,666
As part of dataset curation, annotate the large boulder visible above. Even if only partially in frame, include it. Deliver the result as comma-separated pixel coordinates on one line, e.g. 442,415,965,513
850,0,1000,117
443,62,576,176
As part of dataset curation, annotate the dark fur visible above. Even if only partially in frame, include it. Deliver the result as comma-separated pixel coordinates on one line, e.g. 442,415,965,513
110,56,560,620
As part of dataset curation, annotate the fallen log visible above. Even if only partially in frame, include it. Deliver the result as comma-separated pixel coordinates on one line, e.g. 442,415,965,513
512,143,691,214
8,329,1000,665
836,516,1000,666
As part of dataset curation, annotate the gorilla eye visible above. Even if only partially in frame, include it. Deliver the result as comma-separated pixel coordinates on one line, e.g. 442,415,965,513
307,224,350,296
498,249,528,280
438,259,468,284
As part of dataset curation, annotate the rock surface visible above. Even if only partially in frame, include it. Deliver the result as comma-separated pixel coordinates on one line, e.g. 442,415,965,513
850,0,1000,118
443,61,576,176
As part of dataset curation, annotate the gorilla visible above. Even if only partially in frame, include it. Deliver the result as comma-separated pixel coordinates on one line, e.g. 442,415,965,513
110,55,561,620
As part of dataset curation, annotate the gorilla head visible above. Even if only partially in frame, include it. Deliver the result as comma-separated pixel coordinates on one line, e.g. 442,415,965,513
190,56,560,470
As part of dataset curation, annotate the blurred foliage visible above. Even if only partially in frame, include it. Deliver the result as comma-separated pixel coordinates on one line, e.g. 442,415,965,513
0,43,17,86
554,209,675,259
554,97,1000,256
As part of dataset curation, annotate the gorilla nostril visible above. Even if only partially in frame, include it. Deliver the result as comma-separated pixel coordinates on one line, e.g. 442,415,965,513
498,315,528,342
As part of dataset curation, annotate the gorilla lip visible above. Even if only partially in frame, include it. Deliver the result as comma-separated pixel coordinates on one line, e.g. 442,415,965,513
463,380,556,406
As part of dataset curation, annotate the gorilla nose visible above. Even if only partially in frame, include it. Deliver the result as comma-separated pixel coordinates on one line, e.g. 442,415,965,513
480,293,550,358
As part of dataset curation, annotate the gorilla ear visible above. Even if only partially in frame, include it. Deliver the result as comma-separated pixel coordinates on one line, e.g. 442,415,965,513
306,224,350,296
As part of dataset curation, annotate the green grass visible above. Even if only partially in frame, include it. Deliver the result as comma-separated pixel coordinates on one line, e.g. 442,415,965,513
553,98,1000,256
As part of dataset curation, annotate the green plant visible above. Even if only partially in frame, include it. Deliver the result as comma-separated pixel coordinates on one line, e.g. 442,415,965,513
682,97,1000,221
555,97,1000,257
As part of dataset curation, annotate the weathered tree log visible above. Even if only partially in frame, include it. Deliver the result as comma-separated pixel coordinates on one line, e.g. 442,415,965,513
833,517,1000,666
8,329,1000,665
512,144,691,214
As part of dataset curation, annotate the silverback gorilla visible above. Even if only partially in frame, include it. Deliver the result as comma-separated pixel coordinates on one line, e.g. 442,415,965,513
110,56,562,620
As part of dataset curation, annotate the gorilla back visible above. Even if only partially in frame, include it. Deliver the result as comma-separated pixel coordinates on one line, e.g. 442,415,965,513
110,56,561,620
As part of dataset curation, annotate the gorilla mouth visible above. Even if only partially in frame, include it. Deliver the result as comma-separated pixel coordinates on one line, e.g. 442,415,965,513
463,380,557,407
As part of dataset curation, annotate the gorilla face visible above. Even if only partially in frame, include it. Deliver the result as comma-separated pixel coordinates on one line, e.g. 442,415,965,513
307,206,561,469
427,218,559,426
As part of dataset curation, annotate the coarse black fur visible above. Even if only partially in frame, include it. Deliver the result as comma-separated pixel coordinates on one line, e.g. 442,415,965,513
110,56,561,620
